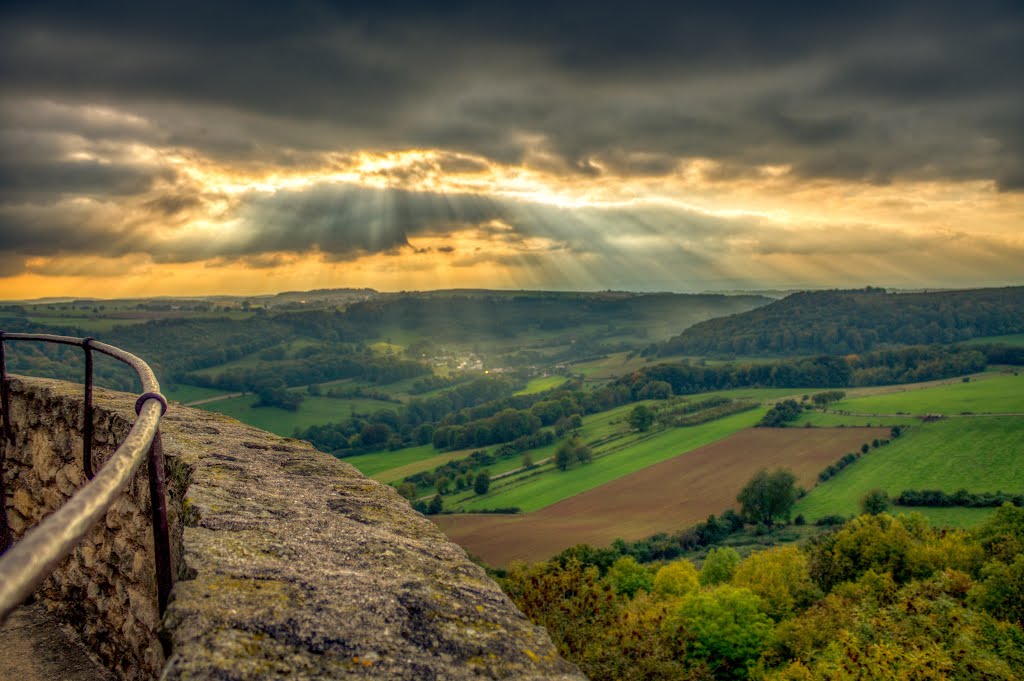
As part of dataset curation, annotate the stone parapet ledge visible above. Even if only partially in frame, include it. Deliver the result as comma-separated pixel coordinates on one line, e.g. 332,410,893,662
2,376,585,680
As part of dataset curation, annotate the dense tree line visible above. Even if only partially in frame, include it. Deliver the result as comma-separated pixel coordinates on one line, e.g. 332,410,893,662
405,430,557,493
818,433,894,482
297,376,517,453
185,348,429,393
432,408,543,450
756,400,805,427
554,511,749,568
345,291,769,342
848,345,986,385
896,489,1024,508
500,507,1024,680
620,346,991,400
405,449,499,490
618,356,853,397
656,286,1024,356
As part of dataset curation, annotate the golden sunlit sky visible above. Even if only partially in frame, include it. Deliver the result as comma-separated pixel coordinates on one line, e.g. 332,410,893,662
1,1,1022,299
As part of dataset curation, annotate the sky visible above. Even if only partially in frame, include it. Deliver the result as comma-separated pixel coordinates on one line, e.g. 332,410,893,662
1,0,1022,299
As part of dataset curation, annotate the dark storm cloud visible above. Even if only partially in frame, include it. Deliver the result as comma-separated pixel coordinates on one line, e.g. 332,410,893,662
0,170,750,268
0,159,171,199
1,0,1021,190
0,202,144,256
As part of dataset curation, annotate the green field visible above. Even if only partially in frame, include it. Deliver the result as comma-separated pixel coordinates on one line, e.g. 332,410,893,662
189,339,317,379
829,372,1024,415
369,341,405,355
361,387,822,501
165,384,232,404
964,333,1024,347
573,353,800,385
25,308,254,334
902,507,1000,529
456,407,766,512
343,444,445,478
794,411,919,428
794,416,1024,523
514,375,569,395
26,316,131,333
370,449,481,483
196,394,398,437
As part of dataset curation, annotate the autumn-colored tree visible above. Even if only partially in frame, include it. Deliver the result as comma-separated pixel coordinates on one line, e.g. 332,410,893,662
653,559,700,598
974,503,1024,563
500,560,621,668
732,547,820,620
606,556,654,597
663,585,775,679
700,547,741,586
970,554,1024,624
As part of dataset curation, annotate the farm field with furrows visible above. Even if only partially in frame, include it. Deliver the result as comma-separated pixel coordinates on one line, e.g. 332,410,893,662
433,426,889,565
454,408,766,513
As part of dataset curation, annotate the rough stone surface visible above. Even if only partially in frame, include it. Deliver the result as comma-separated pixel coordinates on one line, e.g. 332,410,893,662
2,377,585,680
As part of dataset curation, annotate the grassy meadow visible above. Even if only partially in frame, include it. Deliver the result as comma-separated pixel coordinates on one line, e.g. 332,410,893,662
514,375,570,395
830,371,1023,415
197,393,399,437
794,416,1024,522
964,333,1024,346
164,384,234,404
343,444,458,479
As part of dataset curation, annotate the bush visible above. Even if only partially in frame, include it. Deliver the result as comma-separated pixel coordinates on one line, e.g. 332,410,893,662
699,547,741,586
663,585,775,678
861,489,891,515
757,400,804,427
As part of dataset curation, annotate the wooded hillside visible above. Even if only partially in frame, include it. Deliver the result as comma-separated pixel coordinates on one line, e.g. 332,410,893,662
657,287,1024,356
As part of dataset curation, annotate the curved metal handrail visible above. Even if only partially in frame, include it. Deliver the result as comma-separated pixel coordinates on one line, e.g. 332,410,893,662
0,332,172,624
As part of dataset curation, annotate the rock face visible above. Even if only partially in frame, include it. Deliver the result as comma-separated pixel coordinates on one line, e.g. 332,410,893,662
2,377,585,680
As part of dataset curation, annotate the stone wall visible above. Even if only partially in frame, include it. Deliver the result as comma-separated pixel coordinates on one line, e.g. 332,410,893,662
1,376,182,680
1,376,585,680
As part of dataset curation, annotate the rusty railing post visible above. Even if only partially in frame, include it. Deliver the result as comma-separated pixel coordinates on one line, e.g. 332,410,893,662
0,330,11,444
0,331,11,554
82,337,95,479
137,393,172,615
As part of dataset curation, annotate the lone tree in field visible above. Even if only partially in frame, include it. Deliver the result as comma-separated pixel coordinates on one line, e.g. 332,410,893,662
737,468,799,526
555,437,593,471
474,471,491,495
861,488,891,515
628,404,656,432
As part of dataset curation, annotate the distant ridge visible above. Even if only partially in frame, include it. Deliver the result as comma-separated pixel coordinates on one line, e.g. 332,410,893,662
657,286,1024,356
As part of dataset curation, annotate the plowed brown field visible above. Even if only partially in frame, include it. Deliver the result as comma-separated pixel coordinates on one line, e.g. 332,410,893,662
433,427,889,566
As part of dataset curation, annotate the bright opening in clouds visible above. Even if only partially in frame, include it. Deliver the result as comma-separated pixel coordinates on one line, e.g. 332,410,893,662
1,1,1021,297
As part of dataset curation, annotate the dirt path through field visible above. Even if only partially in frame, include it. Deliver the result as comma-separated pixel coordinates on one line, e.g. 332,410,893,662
433,427,889,566
183,392,244,406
